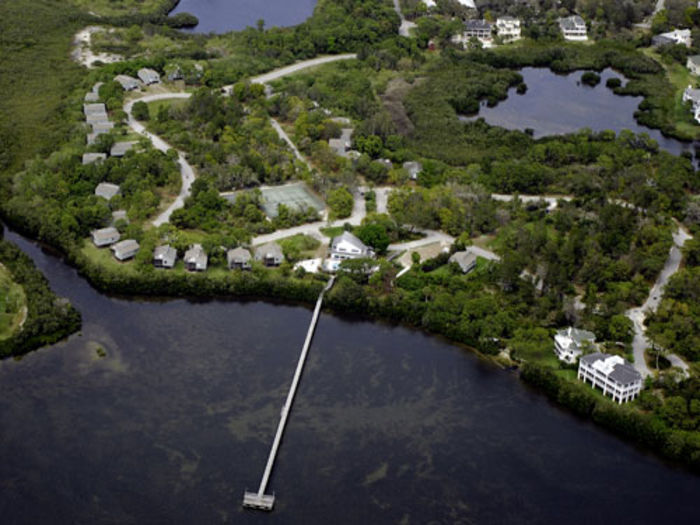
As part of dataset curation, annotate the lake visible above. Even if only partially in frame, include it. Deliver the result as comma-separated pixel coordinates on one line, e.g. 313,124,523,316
462,67,697,158
1,227,698,524
171,0,318,34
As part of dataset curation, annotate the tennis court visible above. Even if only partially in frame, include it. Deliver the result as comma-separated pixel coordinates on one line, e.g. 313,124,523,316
260,182,325,218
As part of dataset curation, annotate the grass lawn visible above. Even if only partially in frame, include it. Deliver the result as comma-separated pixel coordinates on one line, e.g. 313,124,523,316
278,234,323,261
147,98,189,116
0,263,27,340
320,226,346,238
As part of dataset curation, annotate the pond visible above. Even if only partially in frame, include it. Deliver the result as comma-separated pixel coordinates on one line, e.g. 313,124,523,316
462,67,697,158
171,0,318,34
1,227,698,524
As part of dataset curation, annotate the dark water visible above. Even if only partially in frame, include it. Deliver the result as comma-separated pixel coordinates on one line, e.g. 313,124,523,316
462,67,697,157
1,228,698,524
171,0,318,33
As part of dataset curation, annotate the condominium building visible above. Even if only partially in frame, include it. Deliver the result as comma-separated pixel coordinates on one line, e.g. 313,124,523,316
578,353,643,404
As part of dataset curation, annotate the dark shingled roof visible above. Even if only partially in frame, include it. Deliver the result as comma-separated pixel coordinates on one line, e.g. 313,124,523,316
609,363,642,385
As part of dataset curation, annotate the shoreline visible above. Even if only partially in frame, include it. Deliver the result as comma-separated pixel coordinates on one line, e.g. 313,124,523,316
3,223,699,475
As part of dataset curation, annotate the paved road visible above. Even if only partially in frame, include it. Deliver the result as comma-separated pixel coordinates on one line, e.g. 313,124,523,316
627,223,692,377
124,93,194,226
491,193,572,211
392,0,416,37
222,54,357,94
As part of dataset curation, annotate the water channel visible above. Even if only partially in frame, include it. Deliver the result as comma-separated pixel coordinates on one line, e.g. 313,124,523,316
1,229,698,524
171,0,318,34
462,67,697,158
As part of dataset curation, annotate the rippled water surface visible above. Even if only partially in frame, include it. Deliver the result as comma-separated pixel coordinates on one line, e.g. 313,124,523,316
0,229,698,524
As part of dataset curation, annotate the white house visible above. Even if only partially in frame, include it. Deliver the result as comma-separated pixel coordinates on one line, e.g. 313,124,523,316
653,29,691,48
153,245,177,269
454,20,494,47
137,68,161,85
687,55,700,75
578,353,643,404
554,327,596,363
325,231,374,271
559,16,587,41
682,85,700,123
184,244,208,272
403,161,422,180
111,239,139,261
92,227,120,247
496,17,521,42
424,0,475,7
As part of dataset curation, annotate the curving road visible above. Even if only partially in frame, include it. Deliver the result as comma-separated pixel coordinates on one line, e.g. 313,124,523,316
627,223,692,377
124,55,358,226
124,93,194,226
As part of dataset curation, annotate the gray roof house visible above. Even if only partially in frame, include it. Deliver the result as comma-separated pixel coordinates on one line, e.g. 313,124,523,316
84,82,103,102
82,152,107,165
578,353,642,403
254,242,284,267
91,121,114,134
328,128,353,157
153,245,177,269
111,239,140,261
227,247,252,270
688,55,700,75
137,68,161,85
403,161,422,180
114,74,141,91
464,19,493,39
449,251,477,274
184,244,208,272
554,327,597,363
83,103,107,118
110,141,137,157
92,227,120,247
95,182,121,201
111,210,129,225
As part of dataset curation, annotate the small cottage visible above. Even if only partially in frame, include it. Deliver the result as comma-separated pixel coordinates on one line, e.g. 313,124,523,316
82,153,107,165
449,251,477,274
137,68,161,85
114,74,141,91
254,243,284,267
92,227,120,247
95,182,120,201
688,55,700,76
227,247,252,270
110,141,137,157
153,245,177,269
403,161,422,180
558,16,587,41
111,239,139,261
184,244,208,272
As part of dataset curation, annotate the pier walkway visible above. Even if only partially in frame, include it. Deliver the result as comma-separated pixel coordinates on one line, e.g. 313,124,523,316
243,277,335,511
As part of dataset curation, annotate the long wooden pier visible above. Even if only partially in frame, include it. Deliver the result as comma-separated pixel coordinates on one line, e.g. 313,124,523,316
243,277,335,511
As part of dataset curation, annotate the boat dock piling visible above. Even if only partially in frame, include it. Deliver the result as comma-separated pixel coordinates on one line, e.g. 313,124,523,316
243,277,335,511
